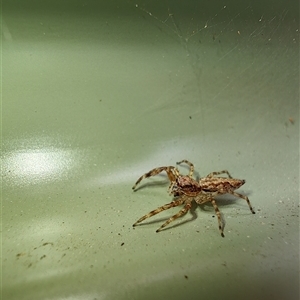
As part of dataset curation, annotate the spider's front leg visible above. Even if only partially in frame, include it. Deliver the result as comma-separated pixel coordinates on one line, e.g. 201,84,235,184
176,160,194,177
132,166,177,191
133,197,186,227
156,197,193,232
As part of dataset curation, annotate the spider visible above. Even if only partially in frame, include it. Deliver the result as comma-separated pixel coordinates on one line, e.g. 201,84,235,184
132,160,255,237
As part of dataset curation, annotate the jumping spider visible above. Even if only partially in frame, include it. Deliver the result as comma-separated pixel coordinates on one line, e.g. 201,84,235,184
132,160,255,237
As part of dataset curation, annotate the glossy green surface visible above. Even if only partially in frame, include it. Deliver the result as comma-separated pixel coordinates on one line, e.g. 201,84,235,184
2,1,299,299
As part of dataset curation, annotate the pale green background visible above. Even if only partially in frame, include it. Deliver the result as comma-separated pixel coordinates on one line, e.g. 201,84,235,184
2,0,299,299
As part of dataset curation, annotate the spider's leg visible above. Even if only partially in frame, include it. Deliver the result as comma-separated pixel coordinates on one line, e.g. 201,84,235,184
194,192,213,205
206,170,232,178
156,197,193,232
168,181,175,195
132,166,176,190
176,160,194,177
133,198,185,226
210,196,225,237
229,191,255,214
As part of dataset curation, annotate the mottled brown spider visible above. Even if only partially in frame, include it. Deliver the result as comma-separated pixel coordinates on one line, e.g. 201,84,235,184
132,160,255,237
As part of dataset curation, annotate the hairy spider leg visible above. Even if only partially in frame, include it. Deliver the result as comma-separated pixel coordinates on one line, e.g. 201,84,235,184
133,197,186,227
195,193,225,237
205,170,233,178
156,197,193,232
210,196,225,237
132,166,177,191
176,160,194,177
227,191,255,214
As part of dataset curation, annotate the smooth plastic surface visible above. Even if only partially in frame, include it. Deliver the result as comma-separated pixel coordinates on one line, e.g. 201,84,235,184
2,1,299,299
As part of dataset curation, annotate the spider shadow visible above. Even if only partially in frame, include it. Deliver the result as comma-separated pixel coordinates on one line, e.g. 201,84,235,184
197,192,253,215
215,192,252,209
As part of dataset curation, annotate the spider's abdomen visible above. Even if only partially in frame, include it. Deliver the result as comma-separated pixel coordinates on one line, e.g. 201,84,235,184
201,178,245,193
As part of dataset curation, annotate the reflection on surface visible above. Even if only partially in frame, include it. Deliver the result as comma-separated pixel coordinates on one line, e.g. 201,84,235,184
3,138,80,186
